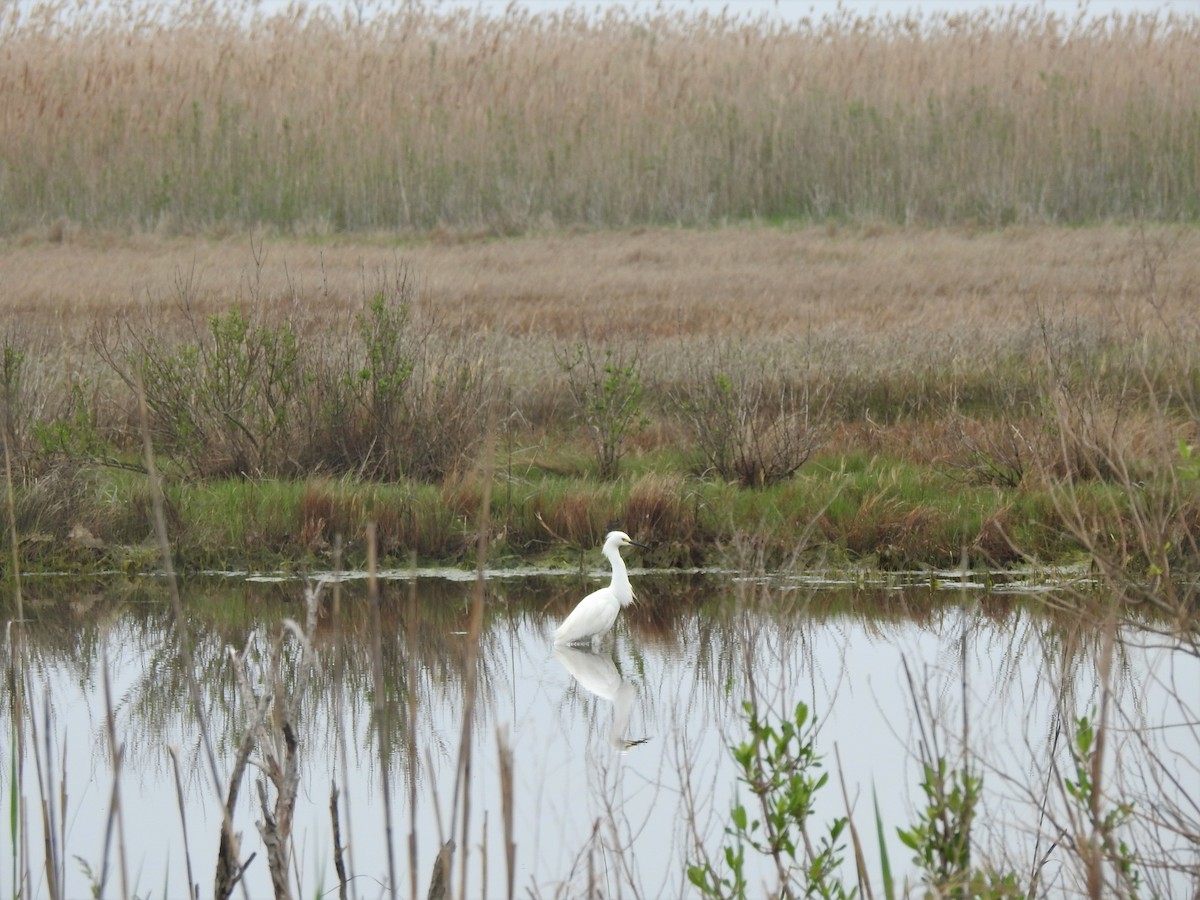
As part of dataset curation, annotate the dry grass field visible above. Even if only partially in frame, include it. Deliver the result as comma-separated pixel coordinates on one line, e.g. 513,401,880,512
6,223,1198,344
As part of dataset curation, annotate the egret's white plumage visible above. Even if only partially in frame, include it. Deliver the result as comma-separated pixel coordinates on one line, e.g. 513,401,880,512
553,531,647,650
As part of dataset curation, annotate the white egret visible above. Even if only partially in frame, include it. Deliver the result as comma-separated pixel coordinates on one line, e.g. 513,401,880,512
553,531,648,650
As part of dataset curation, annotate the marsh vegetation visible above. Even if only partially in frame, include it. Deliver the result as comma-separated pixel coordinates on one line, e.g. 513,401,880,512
2,1,1199,897
2,225,1200,580
2,0,1198,579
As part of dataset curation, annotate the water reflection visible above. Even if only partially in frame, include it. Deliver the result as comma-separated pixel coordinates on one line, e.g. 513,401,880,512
554,645,649,750
2,572,1196,898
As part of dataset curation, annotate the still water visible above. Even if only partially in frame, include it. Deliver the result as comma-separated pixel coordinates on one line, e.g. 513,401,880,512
6,567,1198,898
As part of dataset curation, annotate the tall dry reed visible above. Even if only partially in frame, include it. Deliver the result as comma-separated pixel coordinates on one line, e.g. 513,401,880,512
1,1,1197,234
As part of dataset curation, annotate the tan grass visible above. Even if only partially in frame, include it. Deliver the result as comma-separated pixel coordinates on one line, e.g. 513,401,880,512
0,3,1196,232
4,224,1198,479
623,472,696,543
3,224,1198,346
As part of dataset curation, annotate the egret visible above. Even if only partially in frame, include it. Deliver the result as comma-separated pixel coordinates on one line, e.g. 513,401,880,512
553,531,648,650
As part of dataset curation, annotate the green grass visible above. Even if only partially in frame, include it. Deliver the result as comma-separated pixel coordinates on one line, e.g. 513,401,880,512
12,436,1192,577
1,450,1098,576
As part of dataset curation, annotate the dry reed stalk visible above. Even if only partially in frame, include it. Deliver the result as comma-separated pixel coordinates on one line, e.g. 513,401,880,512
48,699,64,899
99,636,130,899
2,434,32,896
2,436,23,624
25,687,62,900
1,4,1196,233
366,522,399,900
406,556,421,900
329,784,348,900
1085,623,1116,899
833,744,873,900
495,724,516,900
448,415,495,900
328,536,359,900
4,631,31,898
167,744,200,900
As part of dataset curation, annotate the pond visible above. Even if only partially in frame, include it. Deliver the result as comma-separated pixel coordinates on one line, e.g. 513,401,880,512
5,566,1198,898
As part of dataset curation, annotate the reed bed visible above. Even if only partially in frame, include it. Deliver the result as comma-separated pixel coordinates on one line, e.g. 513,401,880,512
1,1,1198,235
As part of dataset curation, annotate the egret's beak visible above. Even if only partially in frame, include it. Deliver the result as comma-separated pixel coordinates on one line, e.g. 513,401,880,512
626,538,649,551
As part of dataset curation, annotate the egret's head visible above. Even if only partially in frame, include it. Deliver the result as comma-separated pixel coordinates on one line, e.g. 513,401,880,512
605,531,648,551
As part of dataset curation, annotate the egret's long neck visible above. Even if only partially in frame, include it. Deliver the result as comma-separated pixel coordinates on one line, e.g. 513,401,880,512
606,547,635,607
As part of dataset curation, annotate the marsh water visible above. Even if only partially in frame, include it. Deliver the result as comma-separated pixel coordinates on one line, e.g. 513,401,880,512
7,566,1198,898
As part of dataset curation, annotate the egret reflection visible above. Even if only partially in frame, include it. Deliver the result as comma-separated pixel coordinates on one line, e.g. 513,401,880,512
554,645,650,750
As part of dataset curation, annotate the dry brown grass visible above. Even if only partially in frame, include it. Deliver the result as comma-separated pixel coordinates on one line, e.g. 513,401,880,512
624,472,698,545
1,2,1196,233
4,224,1198,345
4,224,1198,483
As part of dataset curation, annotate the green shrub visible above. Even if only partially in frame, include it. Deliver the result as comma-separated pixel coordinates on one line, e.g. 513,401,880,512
557,336,647,480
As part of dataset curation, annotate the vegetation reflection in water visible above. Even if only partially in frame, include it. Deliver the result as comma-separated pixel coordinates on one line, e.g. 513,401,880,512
5,570,1197,899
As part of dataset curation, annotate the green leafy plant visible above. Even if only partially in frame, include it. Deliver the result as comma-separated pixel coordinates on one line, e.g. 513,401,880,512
688,700,852,900
0,339,25,448
557,336,647,480
1062,710,1143,897
1175,440,1200,483
319,287,418,480
0,333,63,481
693,699,1033,900
896,757,1006,897
98,306,302,477
339,286,488,482
353,290,415,441
31,381,105,463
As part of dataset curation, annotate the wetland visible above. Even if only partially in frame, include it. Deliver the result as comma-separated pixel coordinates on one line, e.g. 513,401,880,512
10,567,1198,898
3,3,1199,896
